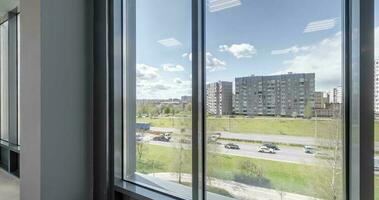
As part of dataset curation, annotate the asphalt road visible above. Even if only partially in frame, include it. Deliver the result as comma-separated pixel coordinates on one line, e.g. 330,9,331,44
147,139,317,165
151,126,379,150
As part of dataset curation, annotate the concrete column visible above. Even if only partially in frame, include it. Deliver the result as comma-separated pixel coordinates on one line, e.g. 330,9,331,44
20,0,92,199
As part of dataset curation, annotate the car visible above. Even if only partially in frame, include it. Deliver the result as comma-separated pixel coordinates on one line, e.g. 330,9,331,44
262,143,280,150
375,157,379,171
224,143,240,150
257,145,275,154
304,145,316,154
136,134,143,142
152,135,170,142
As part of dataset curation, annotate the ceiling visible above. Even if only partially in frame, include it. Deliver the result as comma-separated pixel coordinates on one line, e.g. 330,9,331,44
0,0,19,18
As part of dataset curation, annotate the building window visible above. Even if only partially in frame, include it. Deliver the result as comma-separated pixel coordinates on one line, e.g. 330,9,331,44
114,0,375,199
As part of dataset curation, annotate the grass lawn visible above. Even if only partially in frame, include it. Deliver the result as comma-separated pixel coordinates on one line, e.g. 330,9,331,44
137,144,342,199
139,117,379,141
138,117,342,137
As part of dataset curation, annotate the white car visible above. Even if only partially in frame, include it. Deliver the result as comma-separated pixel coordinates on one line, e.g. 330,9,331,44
257,145,275,154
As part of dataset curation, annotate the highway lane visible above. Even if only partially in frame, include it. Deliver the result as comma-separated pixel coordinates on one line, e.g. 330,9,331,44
146,139,317,165
150,127,379,150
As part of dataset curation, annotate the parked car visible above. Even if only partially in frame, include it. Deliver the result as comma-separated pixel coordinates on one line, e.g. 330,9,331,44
257,145,275,154
375,157,379,171
152,135,170,142
224,143,240,150
136,134,143,142
262,143,280,150
304,145,316,154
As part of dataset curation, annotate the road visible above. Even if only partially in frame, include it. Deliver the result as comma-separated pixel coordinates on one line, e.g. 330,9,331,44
151,127,379,150
147,139,316,165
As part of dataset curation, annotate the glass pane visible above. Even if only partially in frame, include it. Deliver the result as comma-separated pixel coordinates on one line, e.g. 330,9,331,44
375,0,379,199
123,0,192,199
1,21,9,142
205,0,343,199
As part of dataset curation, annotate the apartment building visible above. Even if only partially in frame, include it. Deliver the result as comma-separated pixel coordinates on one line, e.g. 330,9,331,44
315,91,328,109
375,59,379,114
234,73,315,117
206,81,233,115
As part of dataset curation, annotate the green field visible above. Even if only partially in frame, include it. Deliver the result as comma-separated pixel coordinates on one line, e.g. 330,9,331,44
137,144,342,199
138,116,379,141
139,117,338,137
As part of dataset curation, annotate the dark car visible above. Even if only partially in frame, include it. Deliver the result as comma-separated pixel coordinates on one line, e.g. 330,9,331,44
152,135,170,142
262,143,280,150
224,143,240,150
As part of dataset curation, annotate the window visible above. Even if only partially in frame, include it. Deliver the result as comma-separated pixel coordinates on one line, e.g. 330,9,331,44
0,13,20,146
374,0,379,198
0,21,9,142
206,1,343,198
0,12,20,176
115,0,374,199
122,0,193,199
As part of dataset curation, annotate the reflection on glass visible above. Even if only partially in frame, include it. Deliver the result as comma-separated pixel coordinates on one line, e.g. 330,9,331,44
1,21,9,142
205,0,343,199
123,0,192,199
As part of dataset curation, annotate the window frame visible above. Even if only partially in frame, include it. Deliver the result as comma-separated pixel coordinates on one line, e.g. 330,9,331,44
101,0,377,199
0,10,20,146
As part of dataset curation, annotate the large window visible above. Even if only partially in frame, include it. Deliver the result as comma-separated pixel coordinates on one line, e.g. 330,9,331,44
374,0,379,199
122,0,193,199
116,0,375,199
205,1,343,199
1,21,9,142
0,13,20,146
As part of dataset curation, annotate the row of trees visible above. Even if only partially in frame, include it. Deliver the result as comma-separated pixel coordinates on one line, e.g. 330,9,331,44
137,103,192,117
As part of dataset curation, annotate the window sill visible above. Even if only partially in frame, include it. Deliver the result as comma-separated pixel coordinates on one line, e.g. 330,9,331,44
114,179,184,200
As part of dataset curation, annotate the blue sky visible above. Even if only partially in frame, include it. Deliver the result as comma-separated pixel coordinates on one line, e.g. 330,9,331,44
135,0,377,99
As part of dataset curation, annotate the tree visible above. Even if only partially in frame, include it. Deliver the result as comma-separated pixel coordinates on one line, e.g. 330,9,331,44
136,140,148,160
136,132,148,160
185,103,192,112
206,143,221,186
164,106,171,115
171,129,191,184
314,117,342,200
239,160,263,179
304,100,313,119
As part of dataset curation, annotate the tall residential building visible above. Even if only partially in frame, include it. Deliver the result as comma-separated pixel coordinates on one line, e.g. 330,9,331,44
329,86,342,104
234,73,315,117
315,91,327,109
206,81,233,115
375,59,379,113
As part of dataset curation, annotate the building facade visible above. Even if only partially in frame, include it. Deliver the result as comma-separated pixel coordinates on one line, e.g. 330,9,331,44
329,86,342,104
375,59,379,114
234,73,315,117
206,81,233,115
314,91,328,109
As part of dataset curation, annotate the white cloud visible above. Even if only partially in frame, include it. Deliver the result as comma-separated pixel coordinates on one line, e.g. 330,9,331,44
219,43,256,58
135,63,191,98
182,52,227,72
271,45,312,55
157,38,182,47
375,26,379,59
276,32,342,91
162,64,185,72
304,18,337,33
136,64,159,80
